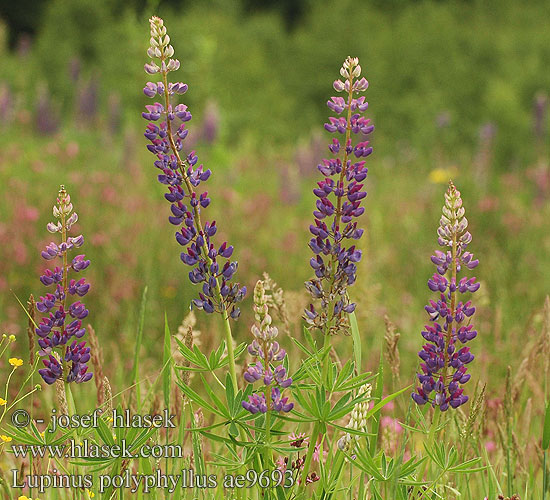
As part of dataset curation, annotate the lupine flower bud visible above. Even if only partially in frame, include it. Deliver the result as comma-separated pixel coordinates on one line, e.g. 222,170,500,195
36,186,93,385
242,280,293,414
412,182,479,411
337,383,371,452
305,56,374,335
142,17,245,318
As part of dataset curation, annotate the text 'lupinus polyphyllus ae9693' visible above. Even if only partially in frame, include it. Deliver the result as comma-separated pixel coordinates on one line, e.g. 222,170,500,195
142,16,245,319
304,56,373,336
412,182,480,411
36,186,93,385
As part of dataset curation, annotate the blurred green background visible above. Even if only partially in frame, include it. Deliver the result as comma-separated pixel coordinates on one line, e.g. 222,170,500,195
0,0,549,393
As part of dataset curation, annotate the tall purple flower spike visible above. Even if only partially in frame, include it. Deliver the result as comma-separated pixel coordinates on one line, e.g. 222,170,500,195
304,56,374,335
142,17,245,319
412,182,480,411
37,186,93,385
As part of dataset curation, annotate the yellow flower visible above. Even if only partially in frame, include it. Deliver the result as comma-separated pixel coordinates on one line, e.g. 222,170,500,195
429,167,458,185
0,398,7,406
18,496,40,500
86,489,95,498
1,435,12,442
9,334,16,341
8,358,24,368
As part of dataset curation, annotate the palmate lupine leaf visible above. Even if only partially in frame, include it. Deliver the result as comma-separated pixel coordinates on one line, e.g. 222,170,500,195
174,338,247,372
7,421,73,446
176,379,223,417
199,374,231,419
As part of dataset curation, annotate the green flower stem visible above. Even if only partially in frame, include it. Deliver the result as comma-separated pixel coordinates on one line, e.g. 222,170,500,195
299,421,321,494
417,408,441,494
222,310,238,396
322,67,355,349
321,328,332,387
0,338,10,358
543,450,547,500
159,65,238,396
64,383,84,500
0,368,17,424
263,338,273,469
323,450,346,500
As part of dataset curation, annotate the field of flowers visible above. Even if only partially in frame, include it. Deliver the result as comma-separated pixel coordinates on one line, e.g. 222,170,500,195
0,0,550,499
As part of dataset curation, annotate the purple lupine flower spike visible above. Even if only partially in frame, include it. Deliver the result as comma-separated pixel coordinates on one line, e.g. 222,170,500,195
142,16,245,319
242,281,293,414
37,186,93,385
304,57,374,335
412,182,479,411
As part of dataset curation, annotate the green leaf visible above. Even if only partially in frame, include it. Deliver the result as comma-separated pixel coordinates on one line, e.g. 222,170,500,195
228,421,239,438
174,337,202,367
333,359,353,386
302,325,318,351
369,351,385,455
96,417,115,446
176,380,224,417
190,405,204,478
291,387,317,417
327,392,352,420
193,344,210,369
365,384,412,421
290,336,314,357
448,457,485,473
199,374,230,419
349,311,362,372
352,446,386,480
399,455,425,478
225,372,235,414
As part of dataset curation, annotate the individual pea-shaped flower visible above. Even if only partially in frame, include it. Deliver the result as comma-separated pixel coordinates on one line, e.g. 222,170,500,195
305,56,374,336
142,16,245,319
412,182,479,411
36,186,93,385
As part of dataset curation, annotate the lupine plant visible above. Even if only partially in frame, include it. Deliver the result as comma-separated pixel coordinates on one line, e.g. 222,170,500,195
304,56,373,338
412,181,480,412
242,280,293,416
142,16,245,394
36,186,93,387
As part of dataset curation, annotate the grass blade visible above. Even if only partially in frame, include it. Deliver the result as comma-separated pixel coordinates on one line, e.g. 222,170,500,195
162,312,172,410
131,286,148,412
